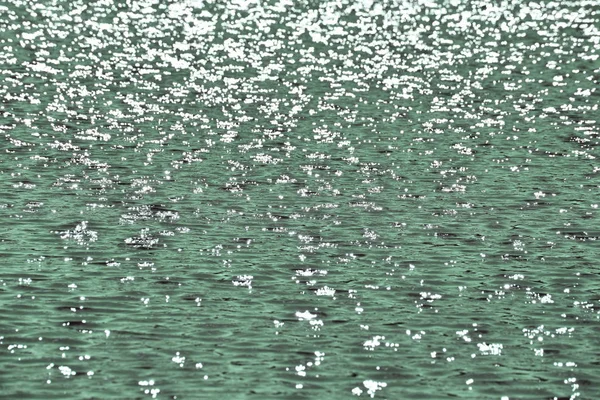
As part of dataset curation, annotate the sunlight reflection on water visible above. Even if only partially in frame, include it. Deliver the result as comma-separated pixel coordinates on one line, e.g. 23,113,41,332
1,0,599,398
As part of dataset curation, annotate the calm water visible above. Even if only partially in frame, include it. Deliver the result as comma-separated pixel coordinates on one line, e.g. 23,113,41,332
1,0,599,398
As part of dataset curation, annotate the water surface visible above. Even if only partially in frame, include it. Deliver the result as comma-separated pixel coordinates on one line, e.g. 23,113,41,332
1,0,599,399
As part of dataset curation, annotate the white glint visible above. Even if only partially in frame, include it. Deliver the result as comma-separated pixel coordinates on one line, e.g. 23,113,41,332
295,310,317,320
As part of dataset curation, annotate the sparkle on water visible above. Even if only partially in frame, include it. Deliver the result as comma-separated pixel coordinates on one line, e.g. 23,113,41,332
1,0,599,398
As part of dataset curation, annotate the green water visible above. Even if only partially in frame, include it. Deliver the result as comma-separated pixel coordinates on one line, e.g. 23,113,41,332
1,0,599,398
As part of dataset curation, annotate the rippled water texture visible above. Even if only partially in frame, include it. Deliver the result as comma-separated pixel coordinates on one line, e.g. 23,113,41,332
1,0,599,398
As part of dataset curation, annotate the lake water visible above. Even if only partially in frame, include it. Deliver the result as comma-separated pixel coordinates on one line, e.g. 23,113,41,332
1,0,599,398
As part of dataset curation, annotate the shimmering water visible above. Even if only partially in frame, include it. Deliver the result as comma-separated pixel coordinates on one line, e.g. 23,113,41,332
1,0,599,398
